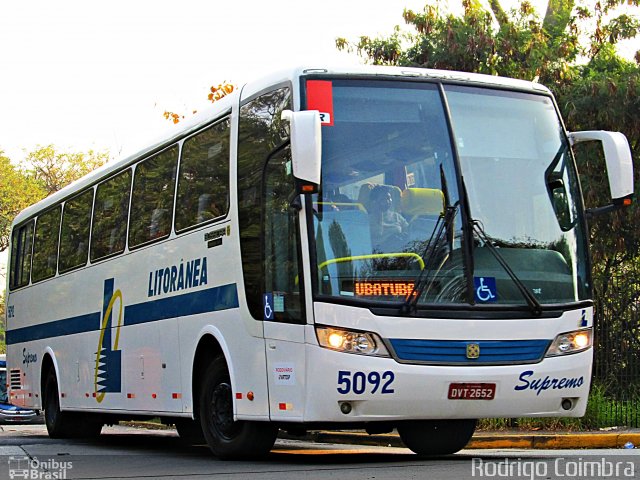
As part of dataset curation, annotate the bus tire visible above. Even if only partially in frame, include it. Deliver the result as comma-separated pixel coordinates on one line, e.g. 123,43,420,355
44,371,102,438
397,419,477,456
199,357,278,459
175,418,206,445
43,370,73,438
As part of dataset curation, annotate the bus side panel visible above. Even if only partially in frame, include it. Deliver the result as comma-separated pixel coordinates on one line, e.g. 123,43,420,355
6,269,108,410
264,322,306,421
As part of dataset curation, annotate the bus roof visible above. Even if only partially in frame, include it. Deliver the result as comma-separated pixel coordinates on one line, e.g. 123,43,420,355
11,65,549,227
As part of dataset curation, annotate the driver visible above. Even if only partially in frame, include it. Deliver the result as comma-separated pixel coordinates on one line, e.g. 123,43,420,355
369,185,408,250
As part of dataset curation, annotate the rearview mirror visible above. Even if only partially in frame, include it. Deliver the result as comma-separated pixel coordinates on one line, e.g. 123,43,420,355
281,110,322,194
569,130,634,215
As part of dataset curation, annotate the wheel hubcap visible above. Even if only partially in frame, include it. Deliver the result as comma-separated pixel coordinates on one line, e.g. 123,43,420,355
209,382,240,439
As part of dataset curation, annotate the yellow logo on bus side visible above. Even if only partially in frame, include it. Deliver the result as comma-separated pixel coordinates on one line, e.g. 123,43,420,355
93,279,124,403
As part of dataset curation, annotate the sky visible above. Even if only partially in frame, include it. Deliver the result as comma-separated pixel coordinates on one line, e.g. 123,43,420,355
0,0,434,164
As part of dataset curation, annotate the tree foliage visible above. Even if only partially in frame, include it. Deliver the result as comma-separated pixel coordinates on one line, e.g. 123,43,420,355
0,152,44,252
0,146,109,252
337,1,638,81
164,80,236,124
24,145,109,196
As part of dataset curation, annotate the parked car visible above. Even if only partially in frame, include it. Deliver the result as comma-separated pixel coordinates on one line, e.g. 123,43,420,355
0,355,42,424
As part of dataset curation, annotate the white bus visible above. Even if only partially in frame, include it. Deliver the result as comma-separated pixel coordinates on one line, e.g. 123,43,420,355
5,66,634,458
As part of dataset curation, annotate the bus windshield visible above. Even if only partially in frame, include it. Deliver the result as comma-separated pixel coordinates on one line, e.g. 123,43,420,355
309,79,589,309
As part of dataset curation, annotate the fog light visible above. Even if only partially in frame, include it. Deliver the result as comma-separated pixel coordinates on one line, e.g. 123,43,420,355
340,402,352,414
561,398,573,410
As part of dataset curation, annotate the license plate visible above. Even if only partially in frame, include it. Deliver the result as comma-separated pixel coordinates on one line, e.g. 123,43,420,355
448,383,496,400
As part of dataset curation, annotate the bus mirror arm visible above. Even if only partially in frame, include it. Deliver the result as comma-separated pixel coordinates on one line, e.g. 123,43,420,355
282,110,322,194
289,193,303,211
586,197,635,219
568,130,634,212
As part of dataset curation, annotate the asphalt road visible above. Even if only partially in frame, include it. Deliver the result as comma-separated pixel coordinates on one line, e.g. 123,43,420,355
0,424,638,480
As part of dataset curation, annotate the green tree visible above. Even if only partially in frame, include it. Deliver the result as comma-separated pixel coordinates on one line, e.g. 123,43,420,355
24,145,110,196
0,152,44,252
0,146,109,253
337,1,638,83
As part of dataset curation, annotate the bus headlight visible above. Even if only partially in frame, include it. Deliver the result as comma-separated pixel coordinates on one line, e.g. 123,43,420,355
316,327,390,357
546,328,592,357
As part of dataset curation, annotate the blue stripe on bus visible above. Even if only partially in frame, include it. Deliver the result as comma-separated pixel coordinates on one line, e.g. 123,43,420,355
5,313,102,345
124,283,239,325
5,283,239,345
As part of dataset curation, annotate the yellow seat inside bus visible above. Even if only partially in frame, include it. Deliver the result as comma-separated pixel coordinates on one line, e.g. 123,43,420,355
400,187,445,218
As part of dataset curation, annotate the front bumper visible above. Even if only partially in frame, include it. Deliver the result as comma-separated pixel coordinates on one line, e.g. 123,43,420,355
302,345,592,422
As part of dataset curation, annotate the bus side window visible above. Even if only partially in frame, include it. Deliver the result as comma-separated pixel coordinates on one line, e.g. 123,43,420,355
91,169,132,262
175,118,230,232
9,220,34,290
263,146,304,323
32,206,62,283
129,145,178,247
59,189,94,273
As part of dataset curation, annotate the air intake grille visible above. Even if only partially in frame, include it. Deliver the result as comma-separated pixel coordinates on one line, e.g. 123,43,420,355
388,339,551,365
10,369,22,389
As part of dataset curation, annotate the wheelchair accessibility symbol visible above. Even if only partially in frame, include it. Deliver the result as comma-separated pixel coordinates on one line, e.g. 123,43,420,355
263,293,274,320
474,277,497,303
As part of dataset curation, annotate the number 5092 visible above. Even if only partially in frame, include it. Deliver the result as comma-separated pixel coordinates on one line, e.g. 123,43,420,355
337,370,395,395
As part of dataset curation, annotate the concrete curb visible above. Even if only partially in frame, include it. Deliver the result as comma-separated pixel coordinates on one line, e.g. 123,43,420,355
468,432,640,449
125,421,640,450
291,430,640,450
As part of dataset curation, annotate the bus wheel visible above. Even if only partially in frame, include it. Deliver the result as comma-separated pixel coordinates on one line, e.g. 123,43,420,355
175,418,206,445
397,419,477,456
199,357,278,459
44,371,102,438
43,370,72,438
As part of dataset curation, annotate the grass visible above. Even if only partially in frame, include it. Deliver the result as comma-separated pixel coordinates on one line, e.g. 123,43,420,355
478,383,640,431
477,417,584,432
581,383,640,429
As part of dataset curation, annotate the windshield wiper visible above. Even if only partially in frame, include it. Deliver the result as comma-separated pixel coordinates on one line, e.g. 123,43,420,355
472,221,543,316
400,202,459,314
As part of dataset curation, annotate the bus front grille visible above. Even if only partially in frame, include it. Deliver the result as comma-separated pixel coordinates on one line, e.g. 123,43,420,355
388,339,551,365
